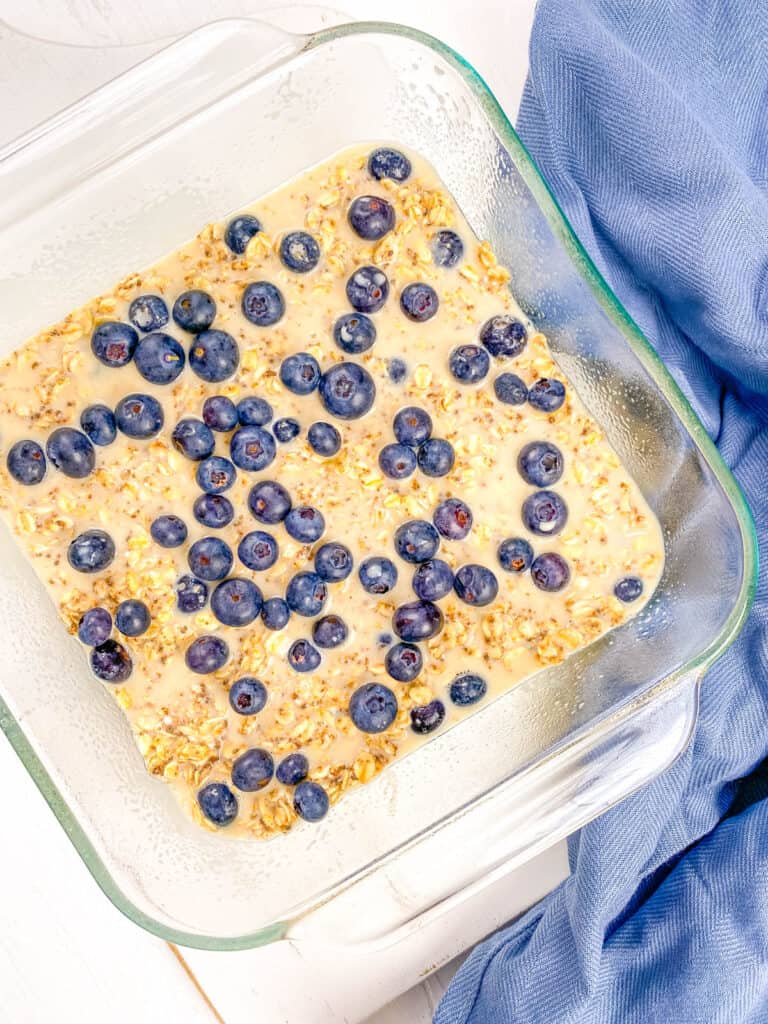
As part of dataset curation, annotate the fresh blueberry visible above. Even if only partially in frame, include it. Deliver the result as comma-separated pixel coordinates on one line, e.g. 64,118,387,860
454,564,499,606
410,699,446,734
115,599,150,637
449,344,490,384
248,480,291,523
242,281,285,326
91,321,138,367
517,441,564,487
417,438,454,477
176,574,209,613
385,642,422,682
80,405,117,446
261,597,290,631
77,608,112,647
185,634,229,674
378,632,393,647
358,556,398,594
314,542,353,582
196,456,236,494
230,425,276,471
307,421,341,457
68,529,115,573
229,677,268,716
349,682,398,733
333,312,376,354
280,231,321,273
276,753,308,786
285,506,325,543
379,443,416,479
237,397,272,426
293,780,329,822
394,520,439,563
346,266,389,313
280,352,321,395
449,673,487,706
368,147,412,182
522,490,568,536
197,782,238,826
412,558,454,601
498,537,534,573
400,283,438,322
172,418,215,461
90,639,132,683
319,362,376,420
528,378,566,412
211,577,262,627
392,600,444,642
393,406,432,446
287,639,321,673
388,358,407,383
7,440,46,484
273,417,300,443
431,229,464,268
348,195,395,240
202,395,238,432
494,373,528,405
224,214,262,254
188,536,233,581
190,330,240,383
114,393,164,438
480,316,527,358
531,553,571,592
134,331,185,384
231,747,274,792
433,497,472,540
312,614,348,648
46,427,94,479
238,530,278,571
129,294,169,332
172,290,216,333
193,493,235,529
614,576,644,602
286,572,328,617
151,514,187,548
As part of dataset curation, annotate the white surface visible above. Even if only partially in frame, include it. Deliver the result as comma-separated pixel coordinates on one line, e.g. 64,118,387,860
0,3,567,1023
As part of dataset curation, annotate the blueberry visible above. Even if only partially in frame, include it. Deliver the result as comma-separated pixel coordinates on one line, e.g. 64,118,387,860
433,497,472,540
368,147,412,182
307,421,341,457
242,282,285,326
410,699,446,734
68,529,115,573
480,316,527,358
238,531,278,571
134,331,185,384
46,427,94,479
385,642,422,682
614,576,644,602
196,456,236,494
193,493,235,529
115,393,164,438
528,378,566,412
188,536,233,581
392,407,431,447
412,558,454,601
358,556,397,594
129,294,169,332
237,397,273,426
319,362,376,420
312,614,348,648
273,417,300,443
224,214,262,254
522,490,568,536
151,514,188,548
417,439,454,477
185,634,229,674
231,748,274,792
517,441,564,488
202,395,239,432
498,537,534,573
293,780,329,822
248,480,292,523
333,313,376,354
90,639,132,683
348,195,395,240
77,608,112,647
388,358,407,383
400,283,438,322
394,520,439,563
284,505,325,544
7,440,46,484
314,542,353,582
280,352,321,395
449,344,490,384
176,574,209,613
346,266,389,313
349,682,398,733
379,443,417,479
287,639,321,673
286,572,328,617
211,577,262,626
229,677,268,715
230,426,276,472
531,553,571,592
393,600,444,642
172,418,215,461
377,632,393,647
280,231,321,273
261,596,290,630
197,782,238,827
454,564,498,606
172,290,216,333
276,753,308,785
449,673,487,706
190,330,240,383
494,373,528,405
116,599,150,637
91,321,138,367
431,229,464,268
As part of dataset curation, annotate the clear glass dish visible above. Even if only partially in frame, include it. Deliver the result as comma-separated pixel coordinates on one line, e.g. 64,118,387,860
0,19,756,950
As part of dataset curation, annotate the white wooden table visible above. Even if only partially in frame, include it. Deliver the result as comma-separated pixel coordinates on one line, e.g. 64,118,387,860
0,3,569,1021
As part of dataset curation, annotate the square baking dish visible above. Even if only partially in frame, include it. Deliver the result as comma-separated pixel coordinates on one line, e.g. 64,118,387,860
0,19,756,949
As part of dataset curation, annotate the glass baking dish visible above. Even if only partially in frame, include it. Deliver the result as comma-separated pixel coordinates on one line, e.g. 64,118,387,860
0,19,756,950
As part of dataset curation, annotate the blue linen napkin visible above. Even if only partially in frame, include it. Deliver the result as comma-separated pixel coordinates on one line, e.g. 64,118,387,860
436,1,768,1021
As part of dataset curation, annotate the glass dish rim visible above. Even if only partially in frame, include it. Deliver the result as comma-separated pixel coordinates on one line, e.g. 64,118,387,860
0,17,757,951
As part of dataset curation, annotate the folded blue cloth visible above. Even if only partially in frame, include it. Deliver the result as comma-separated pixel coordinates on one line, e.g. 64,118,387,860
436,2,768,1021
